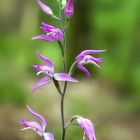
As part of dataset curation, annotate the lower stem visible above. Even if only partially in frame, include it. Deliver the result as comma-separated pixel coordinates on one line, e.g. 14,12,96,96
61,82,67,140
61,94,65,140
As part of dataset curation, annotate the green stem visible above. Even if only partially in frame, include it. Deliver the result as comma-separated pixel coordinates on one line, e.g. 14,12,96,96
59,1,68,140
68,61,77,76
58,41,67,72
60,35,67,140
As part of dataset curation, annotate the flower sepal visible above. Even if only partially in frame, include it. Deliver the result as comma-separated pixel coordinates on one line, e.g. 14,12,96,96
37,0,53,16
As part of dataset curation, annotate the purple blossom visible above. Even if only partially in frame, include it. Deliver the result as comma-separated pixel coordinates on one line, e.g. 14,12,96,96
75,50,105,78
76,116,96,140
20,106,54,140
64,0,74,18
32,22,64,42
37,0,53,16
32,52,78,92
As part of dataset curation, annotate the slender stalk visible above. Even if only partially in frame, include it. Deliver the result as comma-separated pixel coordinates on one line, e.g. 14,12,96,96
59,1,68,140
68,61,77,76
58,41,67,72
60,92,65,140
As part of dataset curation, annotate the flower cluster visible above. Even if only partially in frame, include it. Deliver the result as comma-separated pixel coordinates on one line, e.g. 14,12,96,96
20,0,105,140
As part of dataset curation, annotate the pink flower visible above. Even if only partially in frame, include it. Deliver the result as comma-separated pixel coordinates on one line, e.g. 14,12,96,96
76,50,105,78
64,0,74,18
32,22,64,42
32,52,78,92
76,116,96,140
20,106,54,140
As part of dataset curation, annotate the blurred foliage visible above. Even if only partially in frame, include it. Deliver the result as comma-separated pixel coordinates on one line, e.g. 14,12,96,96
71,0,140,97
93,0,140,96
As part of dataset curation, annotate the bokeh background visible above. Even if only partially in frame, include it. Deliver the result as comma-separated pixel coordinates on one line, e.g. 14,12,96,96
0,0,140,140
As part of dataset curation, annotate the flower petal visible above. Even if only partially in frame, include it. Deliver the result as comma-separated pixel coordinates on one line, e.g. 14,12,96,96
36,52,54,71
41,22,55,33
77,117,96,140
27,106,46,132
76,54,84,63
90,57,103,63
54,73,78,82
79,55,101,68
77,64,90,78
32,35,57,42
32,76,51,93
37,0,53,16
33,65,53,74
20,120,43,135
53,28,64,41
43,132,54,140
81,50,106,55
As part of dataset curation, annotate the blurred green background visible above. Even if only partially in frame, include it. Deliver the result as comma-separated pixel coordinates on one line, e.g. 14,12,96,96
0,0,140,140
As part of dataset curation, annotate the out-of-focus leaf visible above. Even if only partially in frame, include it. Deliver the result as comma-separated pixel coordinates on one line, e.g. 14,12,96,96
62,0,67,9
56,0,60,5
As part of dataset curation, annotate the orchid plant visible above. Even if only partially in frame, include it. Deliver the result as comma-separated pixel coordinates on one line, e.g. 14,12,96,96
20,0,105,140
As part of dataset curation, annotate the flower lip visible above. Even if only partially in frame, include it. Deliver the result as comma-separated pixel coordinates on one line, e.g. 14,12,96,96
78,55,103,68
33,65,54,77
76,55,103,64
20,120,43,133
